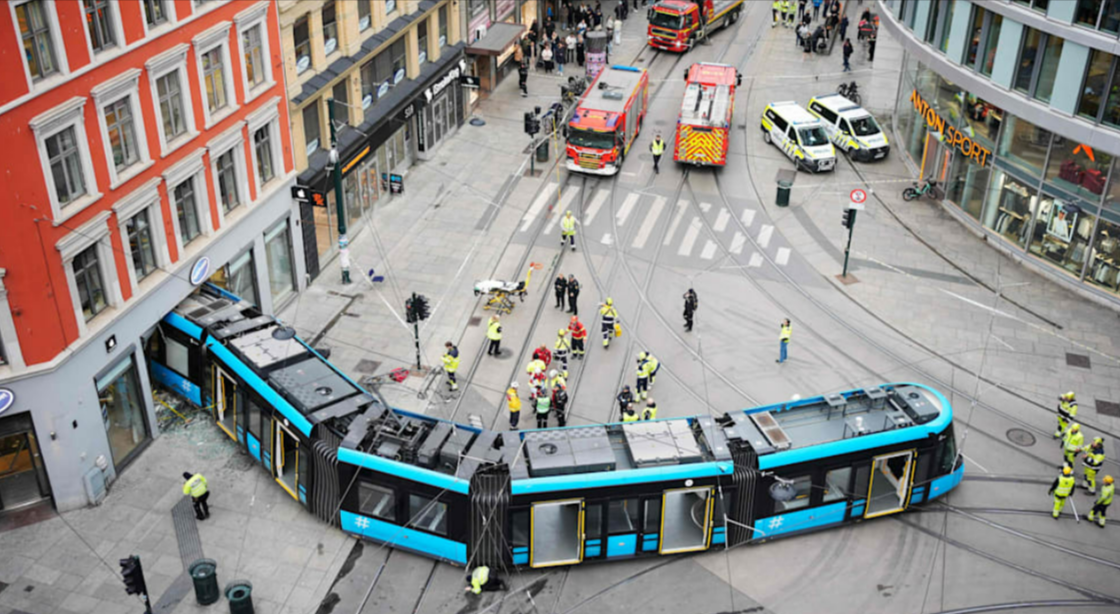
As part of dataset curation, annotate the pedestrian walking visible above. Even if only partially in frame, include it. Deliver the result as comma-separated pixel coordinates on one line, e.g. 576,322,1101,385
518,61,529,97
868,31,877,62
842,38,853,72
567,274,581,315
636,353,651,400
1063,423,1085,468
1088,475,1114,528
614,16,623,45
1082,437,1106,493
507,382,521,429
570,316,587,359
442,341,460,391
182,471,210,520
561,210,578,251
1049,465,1076,519
683,288,698,331
487,315,503,356
772,0,782,27
554,328,571,376
535,390,552,428
600,298,619,348
642,399,658,421
812,0,822,21
839,14,849,41
797,0,807,21
777,318,791,363
554,274,568,309
605,19,614,50
650,134,666,174
617,385,635,415
1055,391,1078,438
557,40,566,74
552,385,569,427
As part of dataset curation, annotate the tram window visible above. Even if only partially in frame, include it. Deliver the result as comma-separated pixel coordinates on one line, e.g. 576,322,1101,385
852,464,870,498
914,451,933,486
643,499,662,533
511,509,529,547
409,494,448,535
823,467,852,503
358,482,397,521
938,426,958,474
585,504,602,538
298,445,310,493
165,336,190,376
776,476,812,512
247,397,262,439
607,499,639,533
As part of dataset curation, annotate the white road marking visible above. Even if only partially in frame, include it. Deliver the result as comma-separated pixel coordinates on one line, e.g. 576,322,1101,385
990,335,1015,351
748,252,763,267
543,186,581,235
741,208,756,227
729,232,745,254
663,199,689,246
678,217,701,256
758,224,774,248
700,201,712,213
713,207,730,232
584,189,609,225
632,196,667,249
616,192,640,226
521,182,558,232
601,233,613,245
700,240,717,260
775,247,791,266
961,452,990,473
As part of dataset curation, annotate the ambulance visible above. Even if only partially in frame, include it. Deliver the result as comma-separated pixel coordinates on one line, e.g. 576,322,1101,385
807,94,890,161
760,101,836,173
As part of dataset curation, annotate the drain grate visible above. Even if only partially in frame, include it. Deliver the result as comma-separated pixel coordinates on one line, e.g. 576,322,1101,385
1066,353,1091,369
1006,428,1036,447
356,359,380,374
1097,399,1120,418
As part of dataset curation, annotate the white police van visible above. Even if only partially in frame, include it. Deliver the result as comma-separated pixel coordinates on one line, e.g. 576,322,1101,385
761,101,836,173
807,94,890,161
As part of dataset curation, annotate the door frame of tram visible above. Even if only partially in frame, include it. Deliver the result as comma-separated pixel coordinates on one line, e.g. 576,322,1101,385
864,449,917,519
212,365,238,442
273,420,302,501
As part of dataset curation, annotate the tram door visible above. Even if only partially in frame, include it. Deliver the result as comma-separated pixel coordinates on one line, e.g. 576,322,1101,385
274,422,300,501
212,366,237,442
659,487,714,554
864,450,915,518
530,499,584,568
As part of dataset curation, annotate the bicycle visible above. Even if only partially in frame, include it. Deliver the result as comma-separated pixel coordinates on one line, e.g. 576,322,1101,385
837,81,862,106
902,179,937,201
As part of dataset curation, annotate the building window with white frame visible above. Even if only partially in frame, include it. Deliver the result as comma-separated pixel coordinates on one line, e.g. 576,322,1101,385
242,25,265,89
235,3,273,103
203,48,228,113
31,98,99,223
73,245,107,320
104,98,139,172
113,179,169,292
143,0,168,27
46,127,87,207
124,210,157,281
92,69,151,187
253,125,274,186
418,19,429,66
15,0,58,81
157,72,185,140
323,1,338,55
83,0,116,53
216,149,239,213
147,44,197,156
194,23,237,128
294,14,311,74
173,178,202,245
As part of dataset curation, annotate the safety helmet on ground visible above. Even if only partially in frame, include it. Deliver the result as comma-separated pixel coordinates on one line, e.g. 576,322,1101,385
510,381,519,388
1106,475,1115,484
1072,424,1081,432
1063,466,1073,475
559,328,567,336
606,298,613,306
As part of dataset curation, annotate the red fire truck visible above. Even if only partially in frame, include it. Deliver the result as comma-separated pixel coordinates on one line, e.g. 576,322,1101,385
647,0,744,52
674,62,740,166
566,65,650,176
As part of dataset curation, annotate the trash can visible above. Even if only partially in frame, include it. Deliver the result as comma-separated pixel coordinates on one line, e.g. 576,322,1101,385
225,580,254,614
536,140,549,163
189,559,220,606
775,169,797,207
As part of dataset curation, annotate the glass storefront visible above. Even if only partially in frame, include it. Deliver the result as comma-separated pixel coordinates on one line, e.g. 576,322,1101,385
210,249,259,305
264,220,295,306
894,54,1120,300
0,413,51,511
97,355,150,466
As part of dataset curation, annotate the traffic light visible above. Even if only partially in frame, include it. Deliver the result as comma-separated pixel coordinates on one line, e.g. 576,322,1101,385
119,556,147,597
841,208,857,229
405,296,417,323
413,293,431,321
524,111,533,135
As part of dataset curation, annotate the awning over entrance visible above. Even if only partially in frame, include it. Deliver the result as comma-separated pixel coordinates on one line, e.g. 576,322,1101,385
465,22,525,56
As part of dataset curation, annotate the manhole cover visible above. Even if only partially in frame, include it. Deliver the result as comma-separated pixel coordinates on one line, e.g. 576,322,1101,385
1066,352,1091,369
356,359,380,374
1097,399,1120,418
1007,428,1036,447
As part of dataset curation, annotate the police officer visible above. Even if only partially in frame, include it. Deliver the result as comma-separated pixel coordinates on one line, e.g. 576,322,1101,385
617,385,635,415
683,288,698,332
1055,391,1078,439
567,274,580,315
554,274,568,310
772,0,782,26
561,210,579,251
536,389,552,428
442,341,460,391
486,315,502,356
569,316,587,359
1063,423,1085,468
636,352,651,400
554,328,571,376
1082,437,1106,494
784,0,796,27
465,565,506,594
622,402,639,422
650,134,666,174
1089,475,1114,529
600,298,618,348
1048,465,1076,519
552,385,569,427
642,399,658,421
507,382,521,429
644,352,660,386
182,471,210,520
777,319,791,363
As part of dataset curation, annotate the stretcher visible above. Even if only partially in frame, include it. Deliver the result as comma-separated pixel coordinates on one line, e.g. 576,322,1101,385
474,263,541,314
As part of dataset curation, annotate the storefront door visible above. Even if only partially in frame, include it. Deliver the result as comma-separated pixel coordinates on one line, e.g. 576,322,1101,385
0,422,51,512
922,133,953,185
97,356,152,467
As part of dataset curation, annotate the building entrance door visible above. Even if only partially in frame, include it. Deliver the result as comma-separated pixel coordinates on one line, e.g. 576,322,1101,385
922,132,953,186
0,429,51,511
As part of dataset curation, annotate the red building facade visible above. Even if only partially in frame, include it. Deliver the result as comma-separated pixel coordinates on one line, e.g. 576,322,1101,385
0,0,306,513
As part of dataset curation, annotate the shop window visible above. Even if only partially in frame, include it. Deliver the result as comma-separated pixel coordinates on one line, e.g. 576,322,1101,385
358,0,371,32
982,167,1038,249
211,249,258,305
823,467,852,503
1076,0,1104,28
1045,138,1112,202
439,5,449,47
1104,80,1120,129
264,220,295,305
964,6,985,67
303,102,320,155
409,493,447,535
322,1,338,56
1087,209,1120,293
97,356,151,465
946,152,991,221
1034,37,1064,104
1028,194,1096,278
1079,51,1114,122
293,14,311,74
1103,0,1120,33
960,93,1002,151
360,482,396,521
1014,28,1042,94
980,14,1001,77
775,476,812,512
997,115,1051,180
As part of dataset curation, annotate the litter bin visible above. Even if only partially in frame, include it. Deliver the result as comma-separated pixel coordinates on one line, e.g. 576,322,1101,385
536,140,549,163
225,580,254,614
189,559,220,606
775,169,796,207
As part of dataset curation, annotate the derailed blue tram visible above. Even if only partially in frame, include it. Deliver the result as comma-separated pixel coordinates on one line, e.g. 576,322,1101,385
149,286,963,568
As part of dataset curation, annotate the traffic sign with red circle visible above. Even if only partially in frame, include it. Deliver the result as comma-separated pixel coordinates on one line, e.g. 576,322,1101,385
849,188,867,210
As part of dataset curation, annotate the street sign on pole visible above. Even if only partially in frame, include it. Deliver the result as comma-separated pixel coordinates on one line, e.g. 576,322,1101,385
849,188,867,210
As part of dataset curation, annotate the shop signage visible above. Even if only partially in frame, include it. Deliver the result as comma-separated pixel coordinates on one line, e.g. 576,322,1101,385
296,55,311,73
910,90,991,167
418,50,427,65
424,65,462,104
394,68,406,85
359,15,371,30
460,75,481,88
324,38,337,55
378,81,390,99
362,93,374,110
190,257,211,285
342,146,370,174
0,389,13,416
381,173,404,194
403,103,414,120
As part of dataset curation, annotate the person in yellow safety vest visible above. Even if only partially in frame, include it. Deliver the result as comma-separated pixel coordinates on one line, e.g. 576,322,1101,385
549,369,567,390
622,402,640,422
527,358,547,390
777,319,792,363
507,382,521,430
644,352,660,386
635,352,652,400
182,472,210,520
771,0,781,26
465,565,506,594
1048,465,1076,519
642,399,658,421
561,210,578,251
442,341,460,391
554,328,571,376
1055,391,1078,438
1063,423,1085,467
535,391,552,429
784,0,796,27
1082,437,1106,494
650,134,665,174
599,298,619,348
1089,475,1114,529
486,315,503,356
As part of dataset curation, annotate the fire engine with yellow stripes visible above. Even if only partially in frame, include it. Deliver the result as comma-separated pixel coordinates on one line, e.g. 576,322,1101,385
565,65,650,176
674,62,741,167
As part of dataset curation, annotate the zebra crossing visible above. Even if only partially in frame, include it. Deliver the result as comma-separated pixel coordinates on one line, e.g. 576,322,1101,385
518,182,794,269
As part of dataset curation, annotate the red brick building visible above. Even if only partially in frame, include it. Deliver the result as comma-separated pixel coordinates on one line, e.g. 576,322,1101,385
0,0,306,513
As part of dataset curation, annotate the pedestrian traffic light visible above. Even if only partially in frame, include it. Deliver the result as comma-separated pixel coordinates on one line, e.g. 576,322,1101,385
841,208,857,229
119,556,147,597
414,294,431,321
405,297,417,323
524,111,534,135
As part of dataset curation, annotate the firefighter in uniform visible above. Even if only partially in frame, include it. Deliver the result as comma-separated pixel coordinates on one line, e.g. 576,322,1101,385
569,316,587,359
1055,391,1078,438
1048,465,1076,519
642,399,658,421
636,352,651,400
1089,475,1114,528
442,341,460,391
507,382,521,429
600,298,618,348
182,472,210,520
1082,437,1106,493
1063,423,1085,468
561,210,578,251
554,328,571,376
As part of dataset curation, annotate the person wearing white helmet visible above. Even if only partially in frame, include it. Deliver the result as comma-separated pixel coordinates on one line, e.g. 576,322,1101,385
554,328,571,376
506,382,521,429
549,369,566,390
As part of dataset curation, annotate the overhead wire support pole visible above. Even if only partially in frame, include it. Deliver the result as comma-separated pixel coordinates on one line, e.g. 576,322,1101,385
328,98,351,284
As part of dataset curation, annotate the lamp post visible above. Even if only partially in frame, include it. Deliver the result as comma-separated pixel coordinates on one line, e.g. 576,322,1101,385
328,98,350,284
